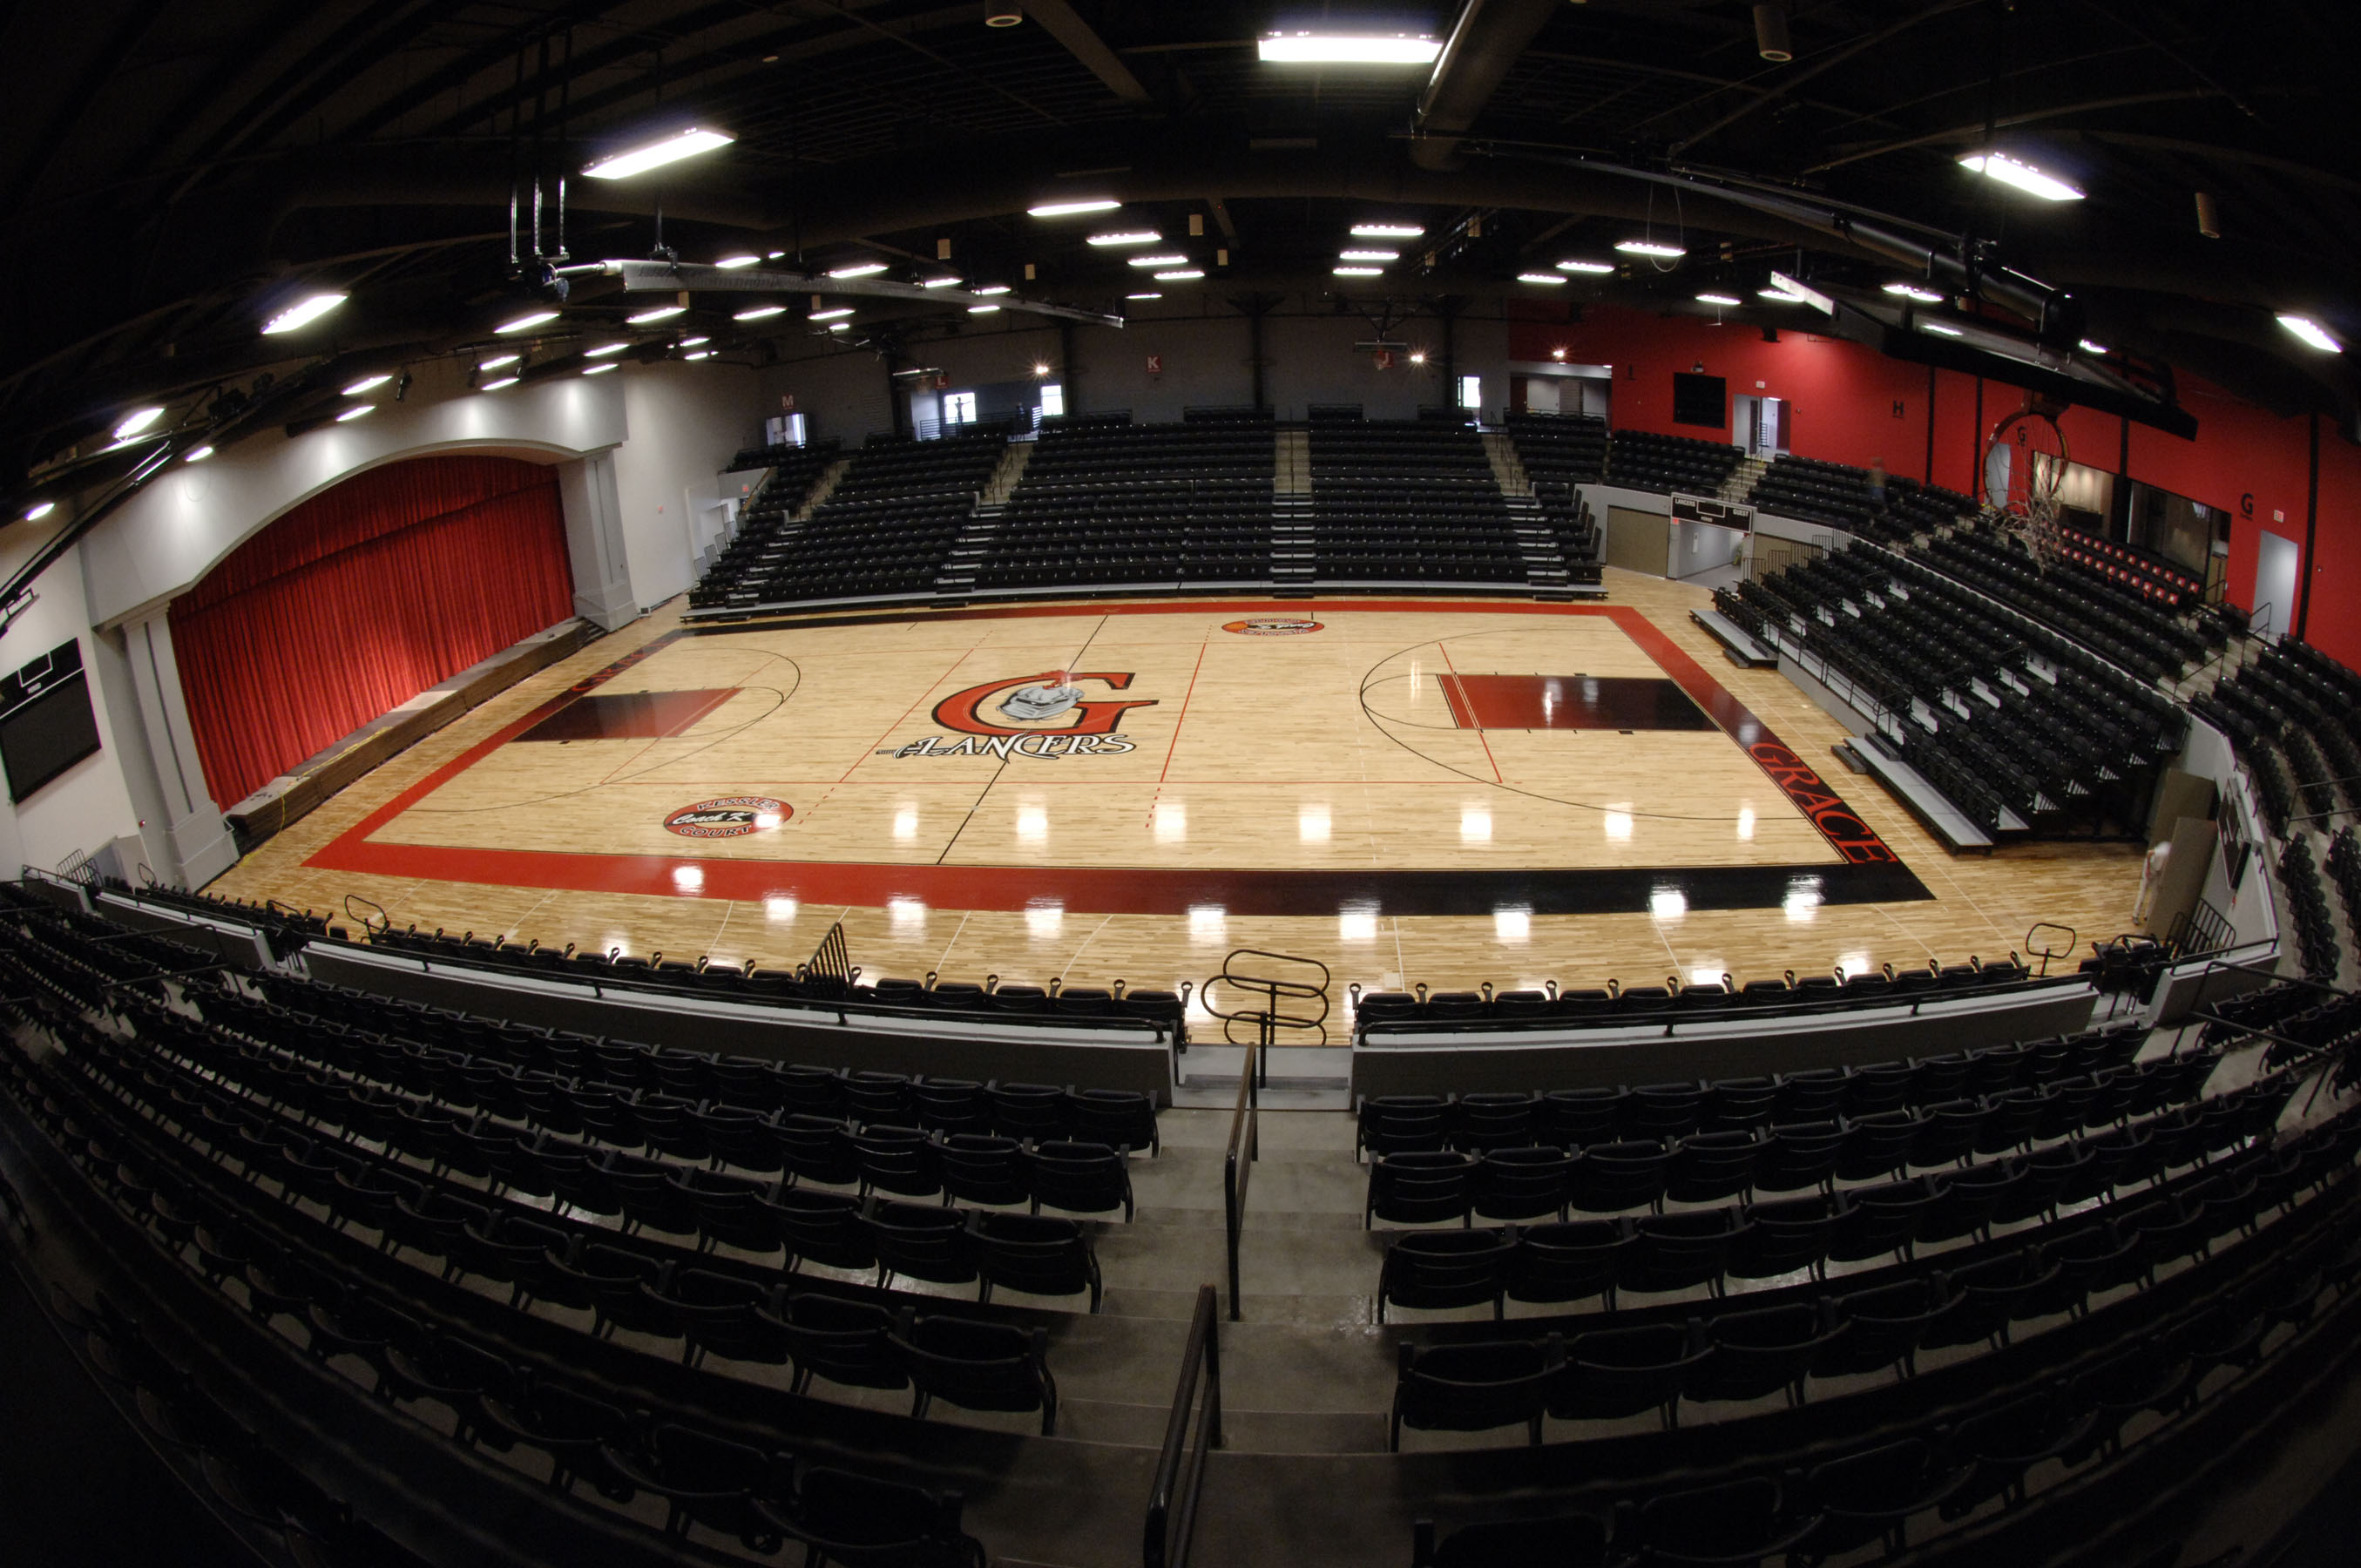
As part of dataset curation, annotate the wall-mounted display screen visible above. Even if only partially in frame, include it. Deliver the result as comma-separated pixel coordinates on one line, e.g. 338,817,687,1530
1672,371,1728,429
0,639,101,803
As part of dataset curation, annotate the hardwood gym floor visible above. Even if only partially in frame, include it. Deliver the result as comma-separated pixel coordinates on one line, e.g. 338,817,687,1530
207,571,2144,1019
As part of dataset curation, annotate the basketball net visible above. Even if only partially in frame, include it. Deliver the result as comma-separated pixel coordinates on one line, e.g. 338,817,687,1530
1981,403,2069,573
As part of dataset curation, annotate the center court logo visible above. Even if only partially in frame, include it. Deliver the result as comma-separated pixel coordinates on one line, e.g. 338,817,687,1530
879,670,1156,760
663,797,790,837
1221,618,1323,636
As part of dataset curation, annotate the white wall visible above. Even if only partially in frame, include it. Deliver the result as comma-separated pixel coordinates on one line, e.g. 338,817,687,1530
612,358,764,607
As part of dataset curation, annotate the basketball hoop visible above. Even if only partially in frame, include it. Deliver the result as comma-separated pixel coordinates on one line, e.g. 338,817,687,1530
1981,398,2069,571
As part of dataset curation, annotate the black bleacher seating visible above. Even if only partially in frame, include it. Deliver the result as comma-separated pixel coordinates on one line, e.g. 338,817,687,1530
1308,421,1529,586
1743,455,1976,546
1603,429,1742,497
977,420,1275,591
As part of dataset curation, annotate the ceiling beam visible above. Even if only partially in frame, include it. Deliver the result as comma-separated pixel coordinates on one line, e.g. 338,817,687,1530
1411,0,1564,172
1666,0,1979,159
1020,0,1153,106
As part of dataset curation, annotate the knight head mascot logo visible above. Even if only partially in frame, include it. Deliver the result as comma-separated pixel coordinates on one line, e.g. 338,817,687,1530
932,671,1157,736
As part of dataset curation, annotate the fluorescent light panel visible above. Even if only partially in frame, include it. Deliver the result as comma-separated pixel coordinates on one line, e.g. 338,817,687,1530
341,375,391,395
496,310,560,334
1517,272,1566,285
112,407,164,440
733,304,787,320
1259,32,1440,64
583,128,734,180
969,304,1001,314
1958,151,2085,201
1026,199,1120,217
1882,281,1945,303
825,262,887,279
261,292,345,335
477,354,520,370
335,404,373,422
1921,321,1965,337
1697,293,1742,306
1127,254,1187,267
584,342,629,357
809,308,854,321
480,375,520,389
24,502,55,520
971,285,1011,296
1558,259,1614,274
918,276,962,287
582,362,618,375
1153,269,1203,280
2278,314,2343,353
1333,266,1383,277
1338,248,1398,261
714,254,760,269
1126,292,1162,301
626,304,686,323
1615,240,1686,258
1352,223,1424,238
2078,338,2110,355
184,446,213,463
1086,230,1160,247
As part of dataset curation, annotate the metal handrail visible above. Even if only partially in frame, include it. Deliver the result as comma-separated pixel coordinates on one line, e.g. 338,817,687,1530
1221,1042,1259,1321
1142,1284,1223,1568
1204,947,1330,1051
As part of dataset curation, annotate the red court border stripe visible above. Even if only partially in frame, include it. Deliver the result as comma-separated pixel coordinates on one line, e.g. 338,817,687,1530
305,600,1907,907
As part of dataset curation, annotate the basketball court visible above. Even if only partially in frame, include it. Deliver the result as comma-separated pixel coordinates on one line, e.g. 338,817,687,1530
210,571,2144,1015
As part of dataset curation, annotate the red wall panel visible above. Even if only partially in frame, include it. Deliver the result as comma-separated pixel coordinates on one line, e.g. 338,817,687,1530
170,455,575,808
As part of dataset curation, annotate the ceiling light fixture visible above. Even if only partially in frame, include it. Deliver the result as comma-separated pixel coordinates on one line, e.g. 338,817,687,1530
1026,198,1120,218
971,285,1011,296
335,404,374,422
1754,3,1793,61
679,336,709,347
1614,240,1686,259
827,322,850,332
583,127,734,180
1518,272,1567,285
825,262,887,279
341,374,392,395
1958,151,2086,201
2278,314,2343,352
626,304,687,324
681,350,714,361
1153,269,1203,280
24,502,56,521
585,342,629,357
112,407,165,440
715,254,761,269
260,292,346,335
1352,223,1424,238
1333,266,1383,277
1757,287,1806,301
1127,254,1187,267
1087,230,1161,247
733,304,787,321
582,362,618,375
969,304,1002,314
478,354,521,370
496,310,560,334
810,308,854,321
1126,292,1161,301
184,446,214,463
918,275,963,287
1258,32,1441,64
1697,292,1742,307
1921,321,1965,337
1882,281,1945,303
480,375,520,390
1339,248,1398,261
2078,338,2110,355
1558,259,1615,274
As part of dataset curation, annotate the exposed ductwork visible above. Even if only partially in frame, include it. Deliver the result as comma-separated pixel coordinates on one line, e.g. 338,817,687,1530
1411,0,1564,171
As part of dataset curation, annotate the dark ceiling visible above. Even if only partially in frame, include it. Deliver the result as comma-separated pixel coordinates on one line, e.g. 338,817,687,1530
2,0,2356,491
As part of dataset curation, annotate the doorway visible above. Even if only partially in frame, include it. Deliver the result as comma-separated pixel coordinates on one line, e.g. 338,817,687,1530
1730,395,1789,456
2253,531,2301,639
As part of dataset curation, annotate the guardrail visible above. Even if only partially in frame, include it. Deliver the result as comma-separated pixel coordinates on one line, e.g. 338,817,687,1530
1142,1284,1223,1568
1222,1042,1259,1321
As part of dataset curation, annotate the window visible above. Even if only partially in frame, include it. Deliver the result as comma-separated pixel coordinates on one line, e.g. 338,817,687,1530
1457,374,1482,410
944,391,978,427
1038,382,1065,418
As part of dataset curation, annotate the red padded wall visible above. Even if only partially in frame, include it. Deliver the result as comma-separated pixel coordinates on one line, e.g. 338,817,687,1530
170,455,574,808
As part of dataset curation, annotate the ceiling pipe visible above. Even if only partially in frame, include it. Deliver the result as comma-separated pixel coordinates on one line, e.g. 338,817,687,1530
1411,0,1564,172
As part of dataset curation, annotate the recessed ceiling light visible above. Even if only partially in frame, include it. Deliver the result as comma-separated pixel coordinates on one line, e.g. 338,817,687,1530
1334,266,1383,277
765,250,784,259
260,292,346,335
2278,314,2343,352
583,127,734,180
1258,32,1441,64
1958,151,2085,201
1558,259,1615,274
1352,223,1424,238
626,304,687,324
1696,292,1742,307
1087,230,1161,247
1614,240,1686,258
734,304,787,321
24,502,56,520
714,254,761,269
112,407,165,440
680,335,709,346
1153,270,1203,280
335,404,374,422
1127,254,1187,267
481,375,519,390
585,342,629,357
1026,199,1120,218
497,310,560,334
341,374,391,395
1126,292,1162,300
1518,273,1567,285
827,321,850,332
810,308,854,321
2078,338,2110,355
1757,287,1806,301
582,362,618,375
184,445,214,463
969,304,1002,314
972,285,1011,296
682,349,714,360
825,262,886,280
1339,248,1399,261
1921,321,1965,336
919,276,963,287
478,353,520,370
1882,281,1945,303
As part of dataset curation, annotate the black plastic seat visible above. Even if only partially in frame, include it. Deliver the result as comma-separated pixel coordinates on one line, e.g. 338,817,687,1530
1664,1131,1761,1205
765,1293,905,1395
1829,1179,1935,1265
768,1186,876,1274
1357,1095,1450,1159
939,1133,1030,1207
599,1422,786,1551
1063,1088,1160,1155
1624,1210,1744,1297
1472,1147,1574,1221
1566,1141,1669,1214
1506,1220,1631,1308
972,1212,1101,1310
890,1312,1059,1435
1795,1436,1972,1561
1819,1277,1950,1377
1390,1335,1566,1450
1027,1140,1135,1220
1548,1321,1713,1428
865,1199,978,1291
1629,1474,1821,1566
1751,1120,1846,1195
1450,1092,1539,1153
1728,1194,1835,1282
1366,1150,1476,1228
1538,1086,1623,1146
759,1464,985,1568
1692,1301,1846,1407
850,1124,942,1200
1377,1229,1518,1322
774,1115,861,1187
986,1081,1065,1141
1410,1513,1608,1568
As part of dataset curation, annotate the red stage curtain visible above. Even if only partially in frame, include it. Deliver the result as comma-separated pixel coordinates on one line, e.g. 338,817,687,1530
170,455,575,808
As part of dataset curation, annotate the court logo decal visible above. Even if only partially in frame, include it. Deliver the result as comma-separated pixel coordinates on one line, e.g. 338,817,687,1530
1746,743,1898,864
1222,618,1323,636
930,671,1157,737
663,797,790,838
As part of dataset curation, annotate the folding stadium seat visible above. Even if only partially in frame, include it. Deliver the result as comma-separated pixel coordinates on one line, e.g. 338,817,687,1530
1548,1321,1713,1428
677,1168,781,1256
1774,1069,1851,1123
864,1200,977,1292
665,1269,788,1369
1692,1301,1848,1408
846,1071,916,1125
1472,1146,1576,1222
761,1465,986,1568
1836,1112,1923,1182
1751,1121,1847,1195
605,1152,702,1237
1908,1098,1990,1167
971,1213,1101,1310
1793,1437,1974,1561
1358,1095,1451,1159
851,1125,942,1200
1367,1150,1477,1227
1566,1141,1670,1213
987,1081,1066,1142
1390,1335,1566,1450
1830,1181,1937,1267
890,1312,1059,1435
600,1422,790,1551
1939,1389,2100,1517
939,1133,1030,1207
1624,1209,1746,1296
1410,1513,1611,1568
1027,1141,1135,1220
1625,1475,1822,1566
1377,1229,1519,1322
1063,1088,1160,1155
1728,1194,1836,1282
910,1077,991,1136
775,1114,862,1187
1664,1131,1761,1205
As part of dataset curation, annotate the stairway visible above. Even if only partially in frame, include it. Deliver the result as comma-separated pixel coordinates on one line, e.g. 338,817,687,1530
1480,429,1533,497
979,440,1033,506
933,506,1003,598
1274,428,1311,496
1720,453,1770,504
793,456,852,521
1272,428,1316,591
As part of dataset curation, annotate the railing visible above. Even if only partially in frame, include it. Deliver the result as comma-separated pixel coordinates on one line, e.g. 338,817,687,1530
2026,922,2077,977
1221,1042,1258,1321
1142,1284,1223,1568
803,921,856,997
2165,896,2235,959
1203,947,1329,1051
